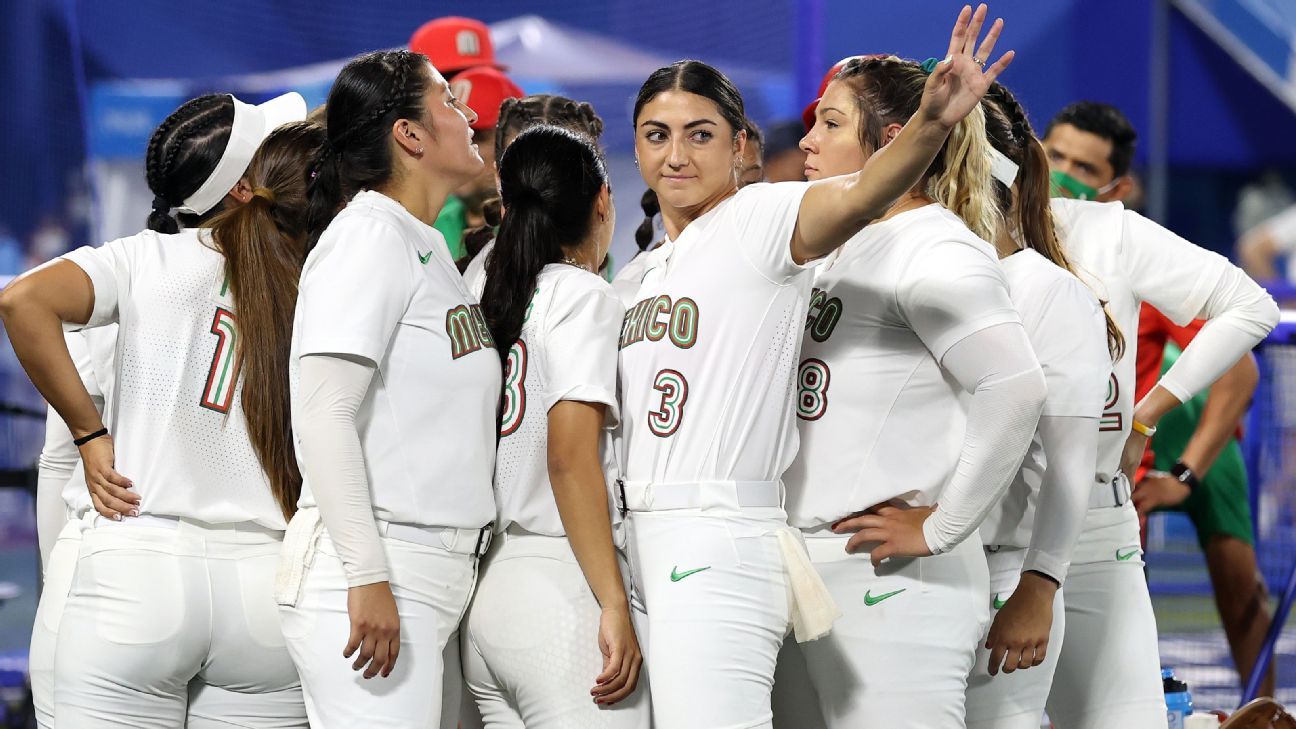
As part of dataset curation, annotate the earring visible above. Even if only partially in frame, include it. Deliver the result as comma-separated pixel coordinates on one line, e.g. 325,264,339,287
416,146,424,155
634,158,639,169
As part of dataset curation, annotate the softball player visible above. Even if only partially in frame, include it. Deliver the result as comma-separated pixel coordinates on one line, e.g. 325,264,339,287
461,94,606,294
1039,197,1278,728
963,85,1114,729
618,9,1011,727
1032,101,1281,727
1,104,313,728
276,51,500,728
29,327,112,729
776,51,1045,728
460,125,647,727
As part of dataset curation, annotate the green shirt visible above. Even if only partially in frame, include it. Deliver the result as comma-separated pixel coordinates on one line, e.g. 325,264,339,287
433,196,467,261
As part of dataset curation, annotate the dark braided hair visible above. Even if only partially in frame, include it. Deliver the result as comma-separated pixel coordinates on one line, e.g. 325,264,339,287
983,83,1125,360
461,94,606,267
634,188,660,252
144,95,235,234
631,61,749,246
307,50,434,248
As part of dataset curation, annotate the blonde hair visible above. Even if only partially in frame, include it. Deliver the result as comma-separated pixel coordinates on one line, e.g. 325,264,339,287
835,56,1002,243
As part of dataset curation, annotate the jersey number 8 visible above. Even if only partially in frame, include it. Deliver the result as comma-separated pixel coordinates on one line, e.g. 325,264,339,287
648,369,689,437
500,340,529,437
796,358,830,421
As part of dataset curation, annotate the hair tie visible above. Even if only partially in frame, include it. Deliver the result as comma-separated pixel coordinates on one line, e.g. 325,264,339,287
151,195,172,214
252,187,276,204
919,57,941,75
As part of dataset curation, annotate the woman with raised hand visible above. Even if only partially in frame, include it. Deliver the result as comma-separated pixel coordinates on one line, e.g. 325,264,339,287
615,7,1012,727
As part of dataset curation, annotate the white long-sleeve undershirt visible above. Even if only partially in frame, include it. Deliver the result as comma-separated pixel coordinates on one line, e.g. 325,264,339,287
1022,414,1099,583
923,322,1047,554
297,353,388,587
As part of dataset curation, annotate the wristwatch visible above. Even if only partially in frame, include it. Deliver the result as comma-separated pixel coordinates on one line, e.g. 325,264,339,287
1169,461,1200,491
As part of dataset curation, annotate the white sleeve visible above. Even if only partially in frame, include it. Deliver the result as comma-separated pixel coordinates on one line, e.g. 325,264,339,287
1122,212,1279,402
37,331,106,567
36,408,78,569
297,354,387,587
922,322,1047,554
732,182,814,283
542,282,624,424
1022,414,1099,583
61,238,133,329
899,242,1022,361
1156,271,1279,403
296,217,415,364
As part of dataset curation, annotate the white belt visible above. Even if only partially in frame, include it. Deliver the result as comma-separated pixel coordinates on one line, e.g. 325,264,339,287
616,480,783,513
1089,472,1133,509
92,513,280,535
375,519,494,557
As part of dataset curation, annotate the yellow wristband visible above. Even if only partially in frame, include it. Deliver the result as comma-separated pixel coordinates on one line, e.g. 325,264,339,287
1131,419,1157,437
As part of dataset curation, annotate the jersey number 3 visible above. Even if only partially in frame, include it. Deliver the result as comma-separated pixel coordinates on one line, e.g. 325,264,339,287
796,358,830,421
500,340,528,437
201,308,239,413
648,369,689,437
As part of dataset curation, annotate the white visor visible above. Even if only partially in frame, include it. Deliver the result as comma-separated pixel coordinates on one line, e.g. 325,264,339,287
176,91,308,216
988,146,1020,188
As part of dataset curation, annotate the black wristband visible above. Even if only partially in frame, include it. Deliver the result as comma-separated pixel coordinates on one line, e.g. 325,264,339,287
1170,461,1200,491
1024,569,1061,588
73,428,109,447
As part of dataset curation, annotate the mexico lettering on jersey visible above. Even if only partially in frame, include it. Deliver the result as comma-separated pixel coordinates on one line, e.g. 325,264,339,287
446,302,495,359
615,182,813,486
783,205,1020,529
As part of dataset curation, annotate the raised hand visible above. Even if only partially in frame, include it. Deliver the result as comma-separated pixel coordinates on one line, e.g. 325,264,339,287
920,4,1015,130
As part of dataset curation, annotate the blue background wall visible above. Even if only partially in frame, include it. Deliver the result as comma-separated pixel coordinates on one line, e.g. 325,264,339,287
3,0,1295,253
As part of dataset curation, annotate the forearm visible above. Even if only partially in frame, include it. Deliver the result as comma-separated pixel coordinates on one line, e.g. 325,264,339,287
925,324,1047,553
1,303,102,438
1176,354,1256,474
298,354,388,587
550,460,629,611
796,121,950,260
1023,416,1098,583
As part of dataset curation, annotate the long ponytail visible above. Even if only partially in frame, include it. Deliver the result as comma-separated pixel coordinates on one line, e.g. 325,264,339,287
983,83,1125,360
481,126,608,360
208,121,326,520
834,56,1001,243
634,189,660,252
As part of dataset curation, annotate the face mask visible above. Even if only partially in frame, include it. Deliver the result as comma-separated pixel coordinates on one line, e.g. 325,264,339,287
1050,170,1120,200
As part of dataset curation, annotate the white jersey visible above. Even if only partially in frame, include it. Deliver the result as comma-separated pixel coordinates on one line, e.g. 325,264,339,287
491,265,624,536
1051,198,1240,489
784,205,1021,529
62,229,286,529
611,249,652,306
977,248,1110,548
292,189,499,530
616,182,812,485
462,239,492,295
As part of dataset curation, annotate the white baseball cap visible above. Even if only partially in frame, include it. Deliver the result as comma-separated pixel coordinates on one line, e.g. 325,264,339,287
176,91,308,216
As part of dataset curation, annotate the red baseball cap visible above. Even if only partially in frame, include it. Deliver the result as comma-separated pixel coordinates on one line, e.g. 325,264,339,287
449,66,524,131
802,55,884,131
410,17,505,76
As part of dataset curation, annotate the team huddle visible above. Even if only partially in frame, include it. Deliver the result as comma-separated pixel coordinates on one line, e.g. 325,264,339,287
0,4,1281,729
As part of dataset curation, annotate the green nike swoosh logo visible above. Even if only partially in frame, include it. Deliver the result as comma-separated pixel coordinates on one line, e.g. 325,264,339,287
863,588,906,606
1116,547,1140,561
418,250,433,264
670,565,712,582
993,594,1007,610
